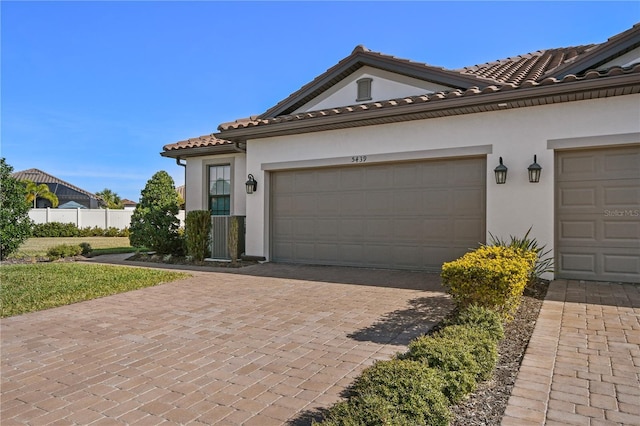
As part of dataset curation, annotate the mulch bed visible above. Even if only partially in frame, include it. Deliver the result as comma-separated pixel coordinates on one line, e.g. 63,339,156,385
450,279,549,425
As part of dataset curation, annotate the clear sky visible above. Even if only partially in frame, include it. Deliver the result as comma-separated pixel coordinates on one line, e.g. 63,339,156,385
2,1,639,202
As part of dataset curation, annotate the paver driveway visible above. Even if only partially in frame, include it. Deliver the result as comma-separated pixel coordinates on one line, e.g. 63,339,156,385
1,263,452,425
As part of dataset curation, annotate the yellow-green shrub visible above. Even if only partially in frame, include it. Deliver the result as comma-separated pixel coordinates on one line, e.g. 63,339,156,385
441,245,536,321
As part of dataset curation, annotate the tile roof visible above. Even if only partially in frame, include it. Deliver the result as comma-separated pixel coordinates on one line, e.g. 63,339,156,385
458,45,596,85
162,134,233,153
12,168,98,199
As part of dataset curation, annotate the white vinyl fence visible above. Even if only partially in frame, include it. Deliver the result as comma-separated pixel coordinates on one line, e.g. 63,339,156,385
29,208,186,230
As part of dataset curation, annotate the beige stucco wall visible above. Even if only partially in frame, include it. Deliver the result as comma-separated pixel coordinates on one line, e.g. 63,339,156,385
244,94,640,273
184,153,247,216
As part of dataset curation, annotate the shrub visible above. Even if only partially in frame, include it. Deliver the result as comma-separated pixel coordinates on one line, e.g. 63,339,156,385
129,171,182,255
489,227,554,281
79,242,92,256
32,222,129,238
446,304,504,341
318,393,417,426
344,359,452,426
0,158,33,259
435,325,498,381
185,210,211,261
47,244,82,260
441,245,536,320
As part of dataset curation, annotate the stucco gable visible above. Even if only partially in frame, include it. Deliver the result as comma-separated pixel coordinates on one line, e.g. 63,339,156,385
260,45,494,119
292,66,454,113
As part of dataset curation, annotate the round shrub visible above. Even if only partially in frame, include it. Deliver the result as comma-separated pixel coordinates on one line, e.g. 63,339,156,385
403,334,479,402
47,244,82,260
447,304,505,341
435,325,498,381
317,394,416,426
349,359,452,426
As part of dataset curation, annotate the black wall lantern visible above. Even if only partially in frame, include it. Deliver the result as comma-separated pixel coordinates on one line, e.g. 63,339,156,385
494,157,508,184
528,155,542,183
245,174,257,194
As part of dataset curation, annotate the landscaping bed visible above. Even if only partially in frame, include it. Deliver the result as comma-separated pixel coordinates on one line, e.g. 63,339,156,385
450,278,548,425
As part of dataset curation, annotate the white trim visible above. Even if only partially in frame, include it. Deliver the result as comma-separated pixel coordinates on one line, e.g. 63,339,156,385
261,145,492,171
547,132,640,150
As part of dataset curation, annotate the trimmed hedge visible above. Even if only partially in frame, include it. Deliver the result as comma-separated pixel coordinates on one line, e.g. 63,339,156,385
32,222,129,238
320,360,451,426
441,245,536,320
46,244,83,260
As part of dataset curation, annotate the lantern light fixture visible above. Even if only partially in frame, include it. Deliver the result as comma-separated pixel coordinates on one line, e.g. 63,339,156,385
245,174,257,194
494,157,508,184
528,155,542,183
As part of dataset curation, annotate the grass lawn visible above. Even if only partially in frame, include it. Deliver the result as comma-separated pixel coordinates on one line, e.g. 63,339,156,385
0,263,189,318
9,237,141,258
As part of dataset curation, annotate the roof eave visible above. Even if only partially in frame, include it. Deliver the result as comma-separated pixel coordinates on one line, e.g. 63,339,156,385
219,73,640,142
160,143,242,159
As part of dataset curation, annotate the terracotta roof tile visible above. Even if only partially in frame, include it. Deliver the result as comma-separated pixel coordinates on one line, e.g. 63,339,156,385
458,45,596,85
162,134,233,152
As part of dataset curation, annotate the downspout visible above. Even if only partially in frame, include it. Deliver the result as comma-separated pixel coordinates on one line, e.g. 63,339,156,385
233,141,247,153
176,157,186,208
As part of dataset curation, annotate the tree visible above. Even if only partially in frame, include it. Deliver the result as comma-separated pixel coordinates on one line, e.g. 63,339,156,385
24,180,59,208
96,188,124,209
129,171,182,254
0,158,33,259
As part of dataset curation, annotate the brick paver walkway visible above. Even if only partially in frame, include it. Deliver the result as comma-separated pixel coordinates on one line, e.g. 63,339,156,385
1,263,451,425
502,279,640,426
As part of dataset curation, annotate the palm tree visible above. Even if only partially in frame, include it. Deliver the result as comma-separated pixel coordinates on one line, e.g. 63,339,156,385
96,188,124,209
24,180,59,208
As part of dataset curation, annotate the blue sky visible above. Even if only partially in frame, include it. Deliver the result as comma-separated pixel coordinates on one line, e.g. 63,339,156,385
2,1,638,202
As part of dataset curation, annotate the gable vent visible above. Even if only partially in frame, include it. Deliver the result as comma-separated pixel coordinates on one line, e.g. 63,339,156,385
356,78,373,101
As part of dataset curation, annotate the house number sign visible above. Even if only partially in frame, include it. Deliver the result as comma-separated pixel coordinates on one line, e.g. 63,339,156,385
351,155,367,163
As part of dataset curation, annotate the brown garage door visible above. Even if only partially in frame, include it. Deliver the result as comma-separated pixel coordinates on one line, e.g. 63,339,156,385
271,157,485,270
556,145,640,283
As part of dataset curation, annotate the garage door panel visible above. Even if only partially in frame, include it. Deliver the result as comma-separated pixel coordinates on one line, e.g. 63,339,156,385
454,218,484,242
556,145,640,283
603,220,640,242
454,189,484,212
559,221,596,240
272,157,486,270
603,184,640,206
422,219,452,240
603,254,640,275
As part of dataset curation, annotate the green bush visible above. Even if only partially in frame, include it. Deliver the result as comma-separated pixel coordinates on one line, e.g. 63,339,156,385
435,326,498,381
318,393,418,426
32,222,130,238
446,305,504,341
46,244,82,260
129,171,182,255
441,245,536,320
79,242,92,256
330,359,452,426
0,159,33,259
185,210,211,261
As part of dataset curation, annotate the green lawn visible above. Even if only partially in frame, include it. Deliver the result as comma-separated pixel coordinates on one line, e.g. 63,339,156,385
9,237,140,258
0,263,189,318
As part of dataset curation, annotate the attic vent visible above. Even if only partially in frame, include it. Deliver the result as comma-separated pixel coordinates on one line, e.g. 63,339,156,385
356,78,372,101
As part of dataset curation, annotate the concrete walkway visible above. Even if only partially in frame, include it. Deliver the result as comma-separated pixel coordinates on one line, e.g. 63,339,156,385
502,279,640,426
1,262,451,425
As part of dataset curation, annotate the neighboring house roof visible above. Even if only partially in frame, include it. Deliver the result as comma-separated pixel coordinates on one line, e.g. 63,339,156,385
12,168,98,200
162,24,640,155
176,185,185,200
122,198,137,207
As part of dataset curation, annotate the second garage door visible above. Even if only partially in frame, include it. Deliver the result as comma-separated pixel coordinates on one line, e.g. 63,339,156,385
271,157,485,270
